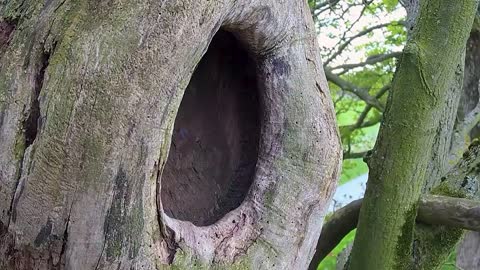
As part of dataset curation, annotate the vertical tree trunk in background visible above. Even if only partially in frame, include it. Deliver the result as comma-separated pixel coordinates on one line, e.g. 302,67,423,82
0,0,341,269
456,24,480,270
348,1,478,269
458,232,480,270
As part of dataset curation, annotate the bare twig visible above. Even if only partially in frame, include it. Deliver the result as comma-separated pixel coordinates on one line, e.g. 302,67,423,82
323,22,403,66
331,52,402,72
343,150,370,160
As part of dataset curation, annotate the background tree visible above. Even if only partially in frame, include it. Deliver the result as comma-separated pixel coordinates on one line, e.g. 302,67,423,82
309,0,480,269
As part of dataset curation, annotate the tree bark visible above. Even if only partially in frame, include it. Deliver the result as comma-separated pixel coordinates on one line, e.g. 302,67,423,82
457,232,480,270
310,193,480,268
455,22,480,270
400,2,480,269
348,1,479,269
0,0,341,269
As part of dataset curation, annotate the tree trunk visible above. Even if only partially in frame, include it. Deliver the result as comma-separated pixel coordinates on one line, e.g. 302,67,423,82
401,2,480,268
455,25,480,270
348,0,478,269
457,232,480,270
0,1,341,269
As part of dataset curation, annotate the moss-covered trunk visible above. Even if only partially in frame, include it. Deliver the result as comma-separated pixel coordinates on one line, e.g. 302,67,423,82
0,0,341,269
348,0,479,269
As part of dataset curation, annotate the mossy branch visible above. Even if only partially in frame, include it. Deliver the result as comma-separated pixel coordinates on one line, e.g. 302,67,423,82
309,142,480,269
309,195,480,268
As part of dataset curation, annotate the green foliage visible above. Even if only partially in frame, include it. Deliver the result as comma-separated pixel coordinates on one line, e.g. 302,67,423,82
441,251,458,270
383,0,399,11
340,159,368,185
318,230,357,270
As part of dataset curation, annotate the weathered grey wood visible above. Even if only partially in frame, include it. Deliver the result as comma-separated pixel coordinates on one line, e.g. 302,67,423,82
418,195,480,231
456,22,480,270
0,0,341,269
457,232,480,270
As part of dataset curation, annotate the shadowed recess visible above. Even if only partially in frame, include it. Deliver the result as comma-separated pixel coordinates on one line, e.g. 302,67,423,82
161,30,260,226
0,20,15,56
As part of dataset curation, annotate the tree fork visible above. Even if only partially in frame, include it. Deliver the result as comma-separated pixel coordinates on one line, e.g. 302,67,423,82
348,0,479,269
309,194,480,268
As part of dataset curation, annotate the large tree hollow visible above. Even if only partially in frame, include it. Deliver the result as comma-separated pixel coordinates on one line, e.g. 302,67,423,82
161,30,260,226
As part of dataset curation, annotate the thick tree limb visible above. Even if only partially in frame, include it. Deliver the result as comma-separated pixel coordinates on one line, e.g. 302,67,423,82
308,195,480,269
400,0,420,31
443,141,480,197
310,142,480,269
418,195,480,230
309,199,362,270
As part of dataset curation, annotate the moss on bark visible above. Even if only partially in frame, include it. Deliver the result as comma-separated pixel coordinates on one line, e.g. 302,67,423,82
348,0,479,269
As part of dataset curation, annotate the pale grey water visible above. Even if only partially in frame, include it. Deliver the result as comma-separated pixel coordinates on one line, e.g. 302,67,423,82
328,174,368,213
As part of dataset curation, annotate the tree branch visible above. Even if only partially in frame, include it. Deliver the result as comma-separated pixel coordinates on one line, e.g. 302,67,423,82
308,195,480,269
331,52,402,72
343,151,370,160
309,199,362,270
325,68,384,111
323,22,404,66
339,84,389,160
418,195,480,230
310,142,480,269
313,0,341,14
351,84,389,127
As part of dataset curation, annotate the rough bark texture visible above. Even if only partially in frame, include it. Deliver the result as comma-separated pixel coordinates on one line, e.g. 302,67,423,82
309,192,480,268
455,24,480,270
457,232,480,270
309,142,480,269
348,1,479,269
399,0,419,32
0,0,341,269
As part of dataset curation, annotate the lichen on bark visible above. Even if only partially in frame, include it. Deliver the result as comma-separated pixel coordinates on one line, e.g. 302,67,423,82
348,0,480,269
0,0,341,269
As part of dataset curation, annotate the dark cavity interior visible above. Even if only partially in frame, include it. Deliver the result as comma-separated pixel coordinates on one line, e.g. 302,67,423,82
161,30,260,226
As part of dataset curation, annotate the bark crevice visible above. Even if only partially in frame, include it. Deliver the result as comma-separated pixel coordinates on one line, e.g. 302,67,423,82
0,19,15,58
25,50,49,147
8,49,51,229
